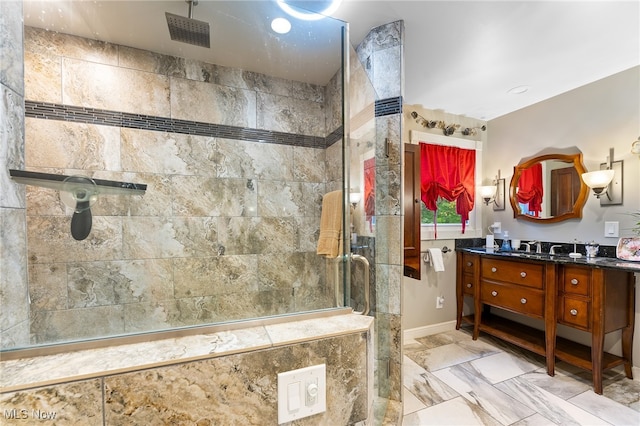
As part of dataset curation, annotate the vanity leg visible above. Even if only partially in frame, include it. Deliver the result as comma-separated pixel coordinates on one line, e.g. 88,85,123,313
592,332,604,394
456,252,463,330
622,274,635,379
472,302,483,340
592,272,605,395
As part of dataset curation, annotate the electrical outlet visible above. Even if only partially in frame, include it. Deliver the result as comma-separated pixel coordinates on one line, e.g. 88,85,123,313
490,222,501,234
436,296,444,309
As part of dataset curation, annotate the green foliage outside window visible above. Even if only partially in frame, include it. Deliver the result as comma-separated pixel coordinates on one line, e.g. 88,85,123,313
421,198,461,224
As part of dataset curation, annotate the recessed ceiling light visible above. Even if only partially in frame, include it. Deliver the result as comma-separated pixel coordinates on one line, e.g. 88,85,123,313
271,17,291,34
507,85,530,94
276,0,342,21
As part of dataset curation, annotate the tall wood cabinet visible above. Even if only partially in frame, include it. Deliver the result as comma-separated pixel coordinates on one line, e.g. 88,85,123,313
456,249,635,394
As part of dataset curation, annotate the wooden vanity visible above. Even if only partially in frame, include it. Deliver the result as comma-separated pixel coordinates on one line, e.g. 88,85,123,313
456,249,636,394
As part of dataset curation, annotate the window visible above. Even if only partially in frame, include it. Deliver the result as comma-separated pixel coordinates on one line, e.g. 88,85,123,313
409,131,485,240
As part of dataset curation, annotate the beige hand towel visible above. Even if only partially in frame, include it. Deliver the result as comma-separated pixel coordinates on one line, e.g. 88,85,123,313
316,190,344,257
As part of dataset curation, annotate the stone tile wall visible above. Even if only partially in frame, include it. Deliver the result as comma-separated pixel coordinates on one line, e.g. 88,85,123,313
354,21,405,402
14,26,343,346
0,0,30,349
0,326,370,425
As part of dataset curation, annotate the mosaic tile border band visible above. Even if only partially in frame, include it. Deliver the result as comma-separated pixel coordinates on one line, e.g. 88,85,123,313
375,96,402,117
24,101,328,149
24,97,401,149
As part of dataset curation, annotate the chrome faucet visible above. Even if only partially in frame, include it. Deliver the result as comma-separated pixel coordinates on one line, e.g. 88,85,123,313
549,245,563,255
528,241,542,253
521,243,531,253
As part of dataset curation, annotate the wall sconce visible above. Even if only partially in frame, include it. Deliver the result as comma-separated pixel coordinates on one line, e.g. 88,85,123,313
631,136,640,156
581,147,623,205
479,185,497,205
349,192,361,209
410,111,486,137
478,171,505,210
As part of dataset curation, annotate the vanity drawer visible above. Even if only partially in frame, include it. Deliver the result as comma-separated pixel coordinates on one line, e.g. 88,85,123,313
462,273,475,295
462,253,477,273
560,266,591,297
558,296,590,330
481,259,544,289
480,281,544,317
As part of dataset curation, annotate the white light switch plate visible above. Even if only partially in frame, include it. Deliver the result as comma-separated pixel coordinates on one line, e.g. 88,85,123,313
604,221,619,238
277,364,326,424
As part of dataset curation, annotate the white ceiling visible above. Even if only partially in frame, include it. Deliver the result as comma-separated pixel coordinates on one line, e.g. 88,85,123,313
23,0,640,120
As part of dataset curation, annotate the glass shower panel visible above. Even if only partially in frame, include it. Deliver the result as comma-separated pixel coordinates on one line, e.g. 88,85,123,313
3,1,348,350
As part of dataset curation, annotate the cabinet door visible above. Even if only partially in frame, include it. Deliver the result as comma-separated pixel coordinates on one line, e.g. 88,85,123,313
404,143,421,278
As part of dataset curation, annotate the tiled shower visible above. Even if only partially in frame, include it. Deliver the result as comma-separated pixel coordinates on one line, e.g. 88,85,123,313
1,2,404,423
18,25,343,345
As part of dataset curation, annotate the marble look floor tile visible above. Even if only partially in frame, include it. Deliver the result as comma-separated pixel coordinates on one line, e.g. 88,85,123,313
521,368,592,400
415,330,464,349
495,376,610,425
568,390,640,425
403,356,459,407
432,364,535,425
402,387,427,415
402,396,502,426
405,343,481,372
455,336,502,358
511,413,560,426
403,331,637,426
602,376,640,412
467,351,540,384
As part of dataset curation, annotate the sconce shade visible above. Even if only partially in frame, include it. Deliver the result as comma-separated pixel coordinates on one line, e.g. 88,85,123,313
479,185,497,198
581,169,614,198
479,185,497,205
349,192,361,205
581,169,614,189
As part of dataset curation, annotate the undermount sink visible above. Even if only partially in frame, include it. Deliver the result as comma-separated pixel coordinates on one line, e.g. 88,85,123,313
508,252,552,260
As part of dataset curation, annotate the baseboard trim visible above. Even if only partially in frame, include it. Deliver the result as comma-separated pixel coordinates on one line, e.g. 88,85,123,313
403,321,457,341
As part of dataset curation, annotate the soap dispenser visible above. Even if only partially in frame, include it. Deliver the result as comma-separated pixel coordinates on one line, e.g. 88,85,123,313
501,231,512,252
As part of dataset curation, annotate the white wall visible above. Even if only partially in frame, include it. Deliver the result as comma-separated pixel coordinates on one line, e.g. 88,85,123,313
402,69,640,374
485,65,640,372
401,106,488,332
485,66,639,244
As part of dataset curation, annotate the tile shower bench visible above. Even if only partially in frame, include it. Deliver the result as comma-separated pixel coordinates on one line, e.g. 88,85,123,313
0,312,374,424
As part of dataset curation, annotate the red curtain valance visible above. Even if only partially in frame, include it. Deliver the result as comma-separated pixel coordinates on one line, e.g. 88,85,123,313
420,142,475,236
516,163,543,216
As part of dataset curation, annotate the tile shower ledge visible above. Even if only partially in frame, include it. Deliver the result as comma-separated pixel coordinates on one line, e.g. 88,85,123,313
0,312,374,393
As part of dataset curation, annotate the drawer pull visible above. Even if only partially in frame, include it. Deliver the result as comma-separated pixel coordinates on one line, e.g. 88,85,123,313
491,267,497,273
466,283,472,288
520,298,527,304
570,309,578,316
491,290,498,297
520,272,527,278
570,278,578,285
467,262,472,267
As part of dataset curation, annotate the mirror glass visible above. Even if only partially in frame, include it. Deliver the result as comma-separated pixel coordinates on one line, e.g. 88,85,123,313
509,152,588,223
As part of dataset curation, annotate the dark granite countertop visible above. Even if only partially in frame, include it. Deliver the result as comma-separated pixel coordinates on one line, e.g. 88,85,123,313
458,247,640,274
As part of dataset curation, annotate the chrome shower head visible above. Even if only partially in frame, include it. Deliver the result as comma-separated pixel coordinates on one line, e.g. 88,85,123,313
166,0,210,48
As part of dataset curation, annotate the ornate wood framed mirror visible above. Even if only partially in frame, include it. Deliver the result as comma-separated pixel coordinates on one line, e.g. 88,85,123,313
509,152,589,223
